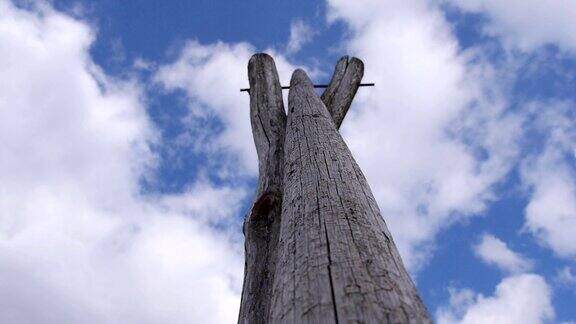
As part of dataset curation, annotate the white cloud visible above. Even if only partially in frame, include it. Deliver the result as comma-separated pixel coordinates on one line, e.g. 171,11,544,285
445,0,576,262
446,0,576,53
154,41,296,177
0,2,246,323
437,274,555,324
521,101,576,259
556,266,576,287
154,41,255,175
326,0,522,269
133,57,154,71
287,19,316,54
474,234,533,274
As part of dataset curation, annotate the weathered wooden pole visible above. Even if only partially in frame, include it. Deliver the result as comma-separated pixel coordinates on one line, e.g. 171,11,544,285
240,54,431,323
239,54,286,324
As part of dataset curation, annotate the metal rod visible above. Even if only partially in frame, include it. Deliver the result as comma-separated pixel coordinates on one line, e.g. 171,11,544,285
240,83,375,92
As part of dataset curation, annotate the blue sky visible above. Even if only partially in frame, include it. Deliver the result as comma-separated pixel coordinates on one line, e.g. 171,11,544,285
1,0,575,323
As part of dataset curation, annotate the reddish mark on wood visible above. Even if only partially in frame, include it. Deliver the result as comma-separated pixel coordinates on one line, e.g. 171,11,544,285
252,191,275,219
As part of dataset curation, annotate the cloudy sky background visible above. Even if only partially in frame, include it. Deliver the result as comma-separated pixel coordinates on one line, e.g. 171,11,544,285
0,0,575,323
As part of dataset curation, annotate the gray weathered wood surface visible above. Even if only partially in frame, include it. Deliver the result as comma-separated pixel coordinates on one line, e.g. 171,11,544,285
239,54,431,324
321,56,364,129
239,53,286,324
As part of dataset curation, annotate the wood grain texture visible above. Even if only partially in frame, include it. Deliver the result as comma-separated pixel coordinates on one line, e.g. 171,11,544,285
321,56,364,129
269,69,431,323
239,53,286,324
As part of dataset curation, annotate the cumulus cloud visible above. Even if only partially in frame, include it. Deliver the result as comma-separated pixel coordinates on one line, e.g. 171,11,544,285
287,19,316,54
435,2,576,262
154,41,296,177
326,0,522,269
520,101,576,259
556,266,576,287
437,274,555,324
446,0,576,53
474,234,533,274
0,2,246,323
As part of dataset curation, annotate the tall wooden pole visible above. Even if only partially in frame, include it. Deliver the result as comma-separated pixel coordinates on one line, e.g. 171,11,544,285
239,54,286,324
240,54,431,323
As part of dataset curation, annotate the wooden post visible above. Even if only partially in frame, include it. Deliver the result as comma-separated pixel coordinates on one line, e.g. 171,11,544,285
321,56,364,129
239,54,286,324
240,54,431,323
